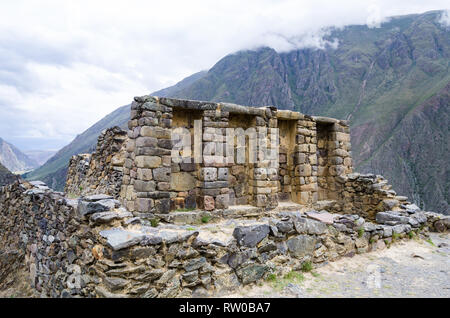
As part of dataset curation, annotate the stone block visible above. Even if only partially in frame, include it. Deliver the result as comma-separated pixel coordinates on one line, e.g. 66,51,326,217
170,172,195,191
134,180,156,192
203,196,215,211
136,137,158,148
137,168,153,181
218,168,228,181
136,156,161,168
287,235,316,258
153,167,171,182
215,194,229,209
140,126,171,139
201,167,217,182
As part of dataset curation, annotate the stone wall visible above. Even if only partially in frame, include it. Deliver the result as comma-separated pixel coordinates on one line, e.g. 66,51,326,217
65,127,127,199
316,173,413,221
119,96,355,216
0,180,100,297
1,178,448,297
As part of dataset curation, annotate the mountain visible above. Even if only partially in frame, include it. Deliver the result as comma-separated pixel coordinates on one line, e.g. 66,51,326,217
167,11,450,214
24,150,58,166
0,138,39,173
23,105,130,191
25,11,449,214
0,162,18,186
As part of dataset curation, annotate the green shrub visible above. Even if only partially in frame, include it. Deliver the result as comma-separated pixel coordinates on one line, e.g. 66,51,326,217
301,261,313,272
392,232,400,241
358,228,365,238
150,218,159,227
426,238,435,246
201,215,211,223
266,273,277,282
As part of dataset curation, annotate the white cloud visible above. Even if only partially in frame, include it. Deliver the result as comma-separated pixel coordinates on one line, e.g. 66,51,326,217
439,9,450,26
0,0,448,150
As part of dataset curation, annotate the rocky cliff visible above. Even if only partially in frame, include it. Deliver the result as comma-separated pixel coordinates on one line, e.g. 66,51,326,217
0,138,39,173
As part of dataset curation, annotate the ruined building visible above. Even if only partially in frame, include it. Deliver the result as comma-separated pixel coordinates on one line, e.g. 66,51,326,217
1,96,448,298
67,96,396,220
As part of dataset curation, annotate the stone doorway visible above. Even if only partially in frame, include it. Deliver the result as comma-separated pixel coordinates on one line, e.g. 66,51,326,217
228,114,256,206
170,109,203,211
278,119,297,202
316,122,334,200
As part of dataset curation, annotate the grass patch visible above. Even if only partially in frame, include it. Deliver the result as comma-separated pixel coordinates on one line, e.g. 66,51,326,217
301,261,313,272
426,238,435,246
369,237,376,244
358,228,365,238
311,272,320,278
392,232,400,241
150,218,159,227
268,271,305,291
266,273,277,283
186,227,196,231
283,271,304,283
201,215,211,223
408,231,415,239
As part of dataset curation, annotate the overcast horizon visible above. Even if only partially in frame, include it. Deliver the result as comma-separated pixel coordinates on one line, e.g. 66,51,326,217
0,0,449,152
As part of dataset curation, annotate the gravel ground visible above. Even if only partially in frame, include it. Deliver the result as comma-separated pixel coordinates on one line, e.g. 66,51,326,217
223,232,450,298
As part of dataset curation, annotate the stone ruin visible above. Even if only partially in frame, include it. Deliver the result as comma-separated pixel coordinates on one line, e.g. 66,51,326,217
0,95,449,298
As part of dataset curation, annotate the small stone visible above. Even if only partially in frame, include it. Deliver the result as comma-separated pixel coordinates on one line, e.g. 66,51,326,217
236,264,269,285
183,257,207,272
233,224,270,247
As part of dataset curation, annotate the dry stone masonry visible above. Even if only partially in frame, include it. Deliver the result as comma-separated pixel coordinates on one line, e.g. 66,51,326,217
65,127,127,199
120,96,355,215
0,95,449,298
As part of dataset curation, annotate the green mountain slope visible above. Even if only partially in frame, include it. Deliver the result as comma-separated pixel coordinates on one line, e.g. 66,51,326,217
23,105,130,190
168,11,450,213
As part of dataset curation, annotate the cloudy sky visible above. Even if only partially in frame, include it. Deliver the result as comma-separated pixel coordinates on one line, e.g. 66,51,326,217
0,0,448,151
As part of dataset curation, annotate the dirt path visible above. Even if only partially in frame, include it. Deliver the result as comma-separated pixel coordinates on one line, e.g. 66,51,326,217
223,233,450,298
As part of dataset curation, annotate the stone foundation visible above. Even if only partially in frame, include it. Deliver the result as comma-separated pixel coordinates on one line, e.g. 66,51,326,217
1,180,448,297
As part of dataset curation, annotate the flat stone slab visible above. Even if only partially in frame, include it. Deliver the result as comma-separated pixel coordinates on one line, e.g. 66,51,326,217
91,209,133,224
99,228,145,251
78,199,119,217
404,204,420,214
29,181,47,187
194,230,235,247
305,210,335,224
84,194,114,202
376,211,410,225
138,226,199,245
